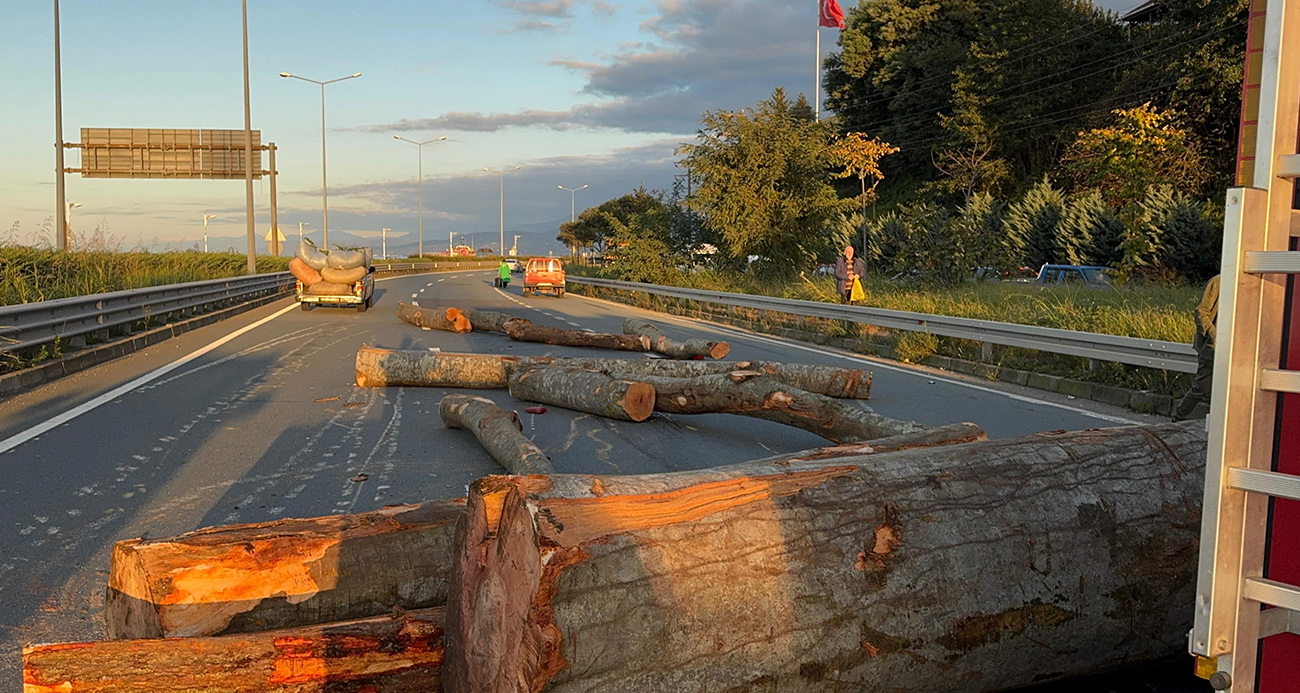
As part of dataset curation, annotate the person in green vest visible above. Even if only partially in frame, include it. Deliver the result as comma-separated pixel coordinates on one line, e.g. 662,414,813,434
497,260,512,289
1174,274,1220,421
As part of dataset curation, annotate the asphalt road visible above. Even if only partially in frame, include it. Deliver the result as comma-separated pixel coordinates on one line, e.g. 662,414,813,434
0,270,1203,692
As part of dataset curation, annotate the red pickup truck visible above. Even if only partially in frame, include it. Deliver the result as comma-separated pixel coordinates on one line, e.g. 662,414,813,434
523,258,565,297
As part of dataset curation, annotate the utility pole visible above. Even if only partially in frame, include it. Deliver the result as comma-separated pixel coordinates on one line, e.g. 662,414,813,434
381,227,389,260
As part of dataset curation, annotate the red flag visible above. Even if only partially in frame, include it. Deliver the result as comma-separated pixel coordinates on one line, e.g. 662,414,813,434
819,0,845,29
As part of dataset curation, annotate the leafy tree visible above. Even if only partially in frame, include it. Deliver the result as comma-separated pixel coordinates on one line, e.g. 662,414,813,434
1061,103,1209,215
604,213,680,284
679,89,852,276
828,132,899,206
1062,192,1126,267
1004,178,1083,267
556,187,669,256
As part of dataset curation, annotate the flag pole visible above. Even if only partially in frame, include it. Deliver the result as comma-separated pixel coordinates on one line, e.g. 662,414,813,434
815,26,821,121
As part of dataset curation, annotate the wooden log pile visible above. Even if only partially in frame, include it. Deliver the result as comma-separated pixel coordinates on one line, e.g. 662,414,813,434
22,423,1207,692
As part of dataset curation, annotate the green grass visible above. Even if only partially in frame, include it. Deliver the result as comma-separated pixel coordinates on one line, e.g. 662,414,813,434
572,265,1199,343
0,247,291,306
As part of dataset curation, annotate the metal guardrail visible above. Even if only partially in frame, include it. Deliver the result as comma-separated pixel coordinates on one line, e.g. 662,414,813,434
0,261,496,356
0,273,294,354
568,276,1198,373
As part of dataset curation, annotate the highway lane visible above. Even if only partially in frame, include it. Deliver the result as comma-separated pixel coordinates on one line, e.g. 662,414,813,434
0,269,1169,690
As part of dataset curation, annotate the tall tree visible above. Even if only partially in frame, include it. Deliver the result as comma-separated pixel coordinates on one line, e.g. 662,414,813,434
679,89,851,275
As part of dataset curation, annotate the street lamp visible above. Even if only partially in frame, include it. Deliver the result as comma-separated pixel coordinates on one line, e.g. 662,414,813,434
203,213,217,252
298,221,310,244
393,135,447,258
279,70,362,248
381,227,389,259
64,202,82,247
557,184,588,223
484,166,520,259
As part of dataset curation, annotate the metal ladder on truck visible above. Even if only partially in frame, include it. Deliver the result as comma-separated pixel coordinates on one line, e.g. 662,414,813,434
1191,0,1300,689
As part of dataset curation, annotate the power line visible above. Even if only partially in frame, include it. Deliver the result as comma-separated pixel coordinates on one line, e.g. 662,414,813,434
840,18,1244,138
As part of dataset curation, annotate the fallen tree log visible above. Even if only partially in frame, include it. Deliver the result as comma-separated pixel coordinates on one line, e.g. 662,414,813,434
462,308,529,334
637,370,922,442
757,421,987,461
508,367,655,422
106,500,462,639
353,348,871,398
397,302,471,334
355,347,510,389
440,394,554,475
443,422,1206,693
25,607,444,692
622,318,729,360
504,321,650,352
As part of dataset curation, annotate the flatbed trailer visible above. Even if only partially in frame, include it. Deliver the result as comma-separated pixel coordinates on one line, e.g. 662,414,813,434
296,272,374,312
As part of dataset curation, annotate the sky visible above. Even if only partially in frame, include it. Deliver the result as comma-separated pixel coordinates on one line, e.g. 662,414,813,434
0,0,1140,256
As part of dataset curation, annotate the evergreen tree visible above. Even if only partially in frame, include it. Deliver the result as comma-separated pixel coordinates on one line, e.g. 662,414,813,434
1004,178,1079,267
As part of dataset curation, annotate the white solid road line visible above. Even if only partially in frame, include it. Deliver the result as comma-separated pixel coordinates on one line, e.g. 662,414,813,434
569,292,1140,425
0,302,301,456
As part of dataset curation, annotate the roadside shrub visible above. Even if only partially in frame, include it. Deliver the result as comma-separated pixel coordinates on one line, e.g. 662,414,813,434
895,331,939,363
954,193,1015,274
1005,178,1082,267
1063,192,1125,267
1124,185,1221,281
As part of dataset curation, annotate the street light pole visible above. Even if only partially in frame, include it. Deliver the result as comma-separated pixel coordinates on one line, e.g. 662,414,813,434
557,184,588,223
203,213,217,252
381,227,388,259
241,0,256,274
484,166,520,259
54,0,68,252
280,70,361,249
298,221,308,244
393,135,446,258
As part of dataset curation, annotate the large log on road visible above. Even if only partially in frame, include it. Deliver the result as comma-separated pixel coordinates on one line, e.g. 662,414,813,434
463,308,530,333
504,321,650,351
397,301,471,333
639,370,922,442
509,367,656,422
440,394,555,475
25,607,444,693
443,422,1206,693
355,347,510,389
354,348,871,398
106,500,462,639
622,318,730,360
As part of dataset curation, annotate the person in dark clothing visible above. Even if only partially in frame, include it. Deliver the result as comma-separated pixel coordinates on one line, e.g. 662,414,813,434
834,246,865,304
1174,275,1220,421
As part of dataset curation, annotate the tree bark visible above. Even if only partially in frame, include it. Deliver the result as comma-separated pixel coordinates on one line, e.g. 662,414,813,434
508,367,656,422
463,309,530,334
440,394,555,475
353,349,871,399
443,422,1207,693
622,318,730,360
504,321,650,352
634,370,923,442
25,607,444,693
355,347,512,389
753,422,987,462
397,302,471,334
106,500,462,639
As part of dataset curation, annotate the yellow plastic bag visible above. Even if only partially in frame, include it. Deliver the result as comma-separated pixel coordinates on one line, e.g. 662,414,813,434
849,277,865,302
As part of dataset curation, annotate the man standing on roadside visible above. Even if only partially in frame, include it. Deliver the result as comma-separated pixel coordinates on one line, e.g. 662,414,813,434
834,245,865,304
1174,274,1220,421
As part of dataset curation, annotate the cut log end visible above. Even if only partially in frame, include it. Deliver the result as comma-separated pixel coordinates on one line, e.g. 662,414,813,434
621,382,657,422
709,341,731,360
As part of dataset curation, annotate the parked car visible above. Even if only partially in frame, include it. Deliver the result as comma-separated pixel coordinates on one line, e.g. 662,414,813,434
524,257,566,297
1035,264,1116,288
